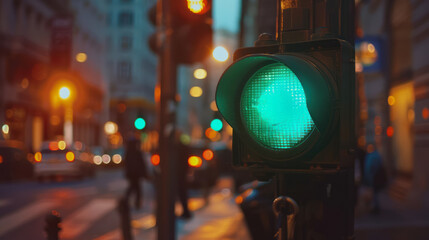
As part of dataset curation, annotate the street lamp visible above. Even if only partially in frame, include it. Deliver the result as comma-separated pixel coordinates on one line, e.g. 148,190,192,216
212,46,229,62
58,86,73,144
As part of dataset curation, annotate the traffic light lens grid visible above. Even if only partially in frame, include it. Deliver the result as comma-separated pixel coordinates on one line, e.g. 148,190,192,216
240,63,315,150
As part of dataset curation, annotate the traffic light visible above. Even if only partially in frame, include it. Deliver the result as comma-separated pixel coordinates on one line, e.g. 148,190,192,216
134,118,146,130
215,38,355,172
171,0,213,64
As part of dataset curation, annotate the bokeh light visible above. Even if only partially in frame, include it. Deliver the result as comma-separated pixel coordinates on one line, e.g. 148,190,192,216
76,53,87,63
193,68,207,79
104,121,118,135
66,151,75,162
112,154,122,164
102,154,111,164
58,140,66,150
1,124,9,134
59,87,71,100
190,86,203,97
134,118,146,130
213,46,229,62
210,119,223,131
151,154,160,166
34,152,42,162
93,155,102,165
388,96,395,106
188,156,202,168
386,126,394,137
210,100,218,111
202,149,214,161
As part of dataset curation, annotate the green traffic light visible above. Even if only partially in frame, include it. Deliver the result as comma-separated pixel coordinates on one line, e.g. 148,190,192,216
240,63,315,150
210,119,223,131
134,118,146,130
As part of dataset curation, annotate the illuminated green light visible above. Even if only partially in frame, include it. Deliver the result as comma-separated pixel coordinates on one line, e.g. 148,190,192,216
240,63,315,150
134,118,146,130
210,119,223,131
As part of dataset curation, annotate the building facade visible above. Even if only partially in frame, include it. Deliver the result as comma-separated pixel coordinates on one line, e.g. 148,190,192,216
0,0,108,151
103,0,157,137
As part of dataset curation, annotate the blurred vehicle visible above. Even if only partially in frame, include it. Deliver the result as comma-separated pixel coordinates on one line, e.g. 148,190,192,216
0,140,33,181
34,141,94,181
187,143,219,189
236,180,277,240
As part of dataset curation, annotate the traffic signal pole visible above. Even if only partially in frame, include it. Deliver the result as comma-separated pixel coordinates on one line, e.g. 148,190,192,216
157,0,177,239
271,0,355,239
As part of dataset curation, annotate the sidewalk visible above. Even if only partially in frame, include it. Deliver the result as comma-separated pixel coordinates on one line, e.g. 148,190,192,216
354,186,429,239
97,177,251,240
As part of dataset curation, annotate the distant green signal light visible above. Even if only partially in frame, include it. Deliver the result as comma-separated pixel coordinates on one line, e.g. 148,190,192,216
240,63,315,150
210,119,223,131
134,118,146,130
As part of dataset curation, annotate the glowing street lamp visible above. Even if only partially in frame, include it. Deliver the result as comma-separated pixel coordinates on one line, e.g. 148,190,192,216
59,86,71,100
213,46,229,62
58,86,73,144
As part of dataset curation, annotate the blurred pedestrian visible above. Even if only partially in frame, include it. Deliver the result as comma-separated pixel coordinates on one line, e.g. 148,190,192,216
124,138,148,209
176,135,192,220
363,144,387,214
354,146,366,207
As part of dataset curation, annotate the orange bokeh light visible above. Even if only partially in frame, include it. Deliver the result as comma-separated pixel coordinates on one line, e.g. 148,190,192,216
188,156,202,168
151,154,160,166
66,151,75,162
0,155,3,164
49,142,59,151
34,152,42,162
187,0,208,14
202,149,214,161
386,126,394,137
422,107,429,120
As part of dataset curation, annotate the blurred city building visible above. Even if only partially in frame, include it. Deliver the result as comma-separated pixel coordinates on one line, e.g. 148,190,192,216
357,0,429,199
102,0,157,138
0,0,108,152
175,0,240,148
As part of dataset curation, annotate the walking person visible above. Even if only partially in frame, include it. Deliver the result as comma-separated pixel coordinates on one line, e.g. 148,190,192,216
363,144,387,214
124,137,148,209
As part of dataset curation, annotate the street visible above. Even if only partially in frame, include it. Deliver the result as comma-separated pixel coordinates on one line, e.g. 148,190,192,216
0,169,250,240
0,169,140,240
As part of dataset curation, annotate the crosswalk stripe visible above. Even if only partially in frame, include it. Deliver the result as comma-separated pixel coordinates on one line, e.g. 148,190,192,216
0,200,57,236
60,198,117,239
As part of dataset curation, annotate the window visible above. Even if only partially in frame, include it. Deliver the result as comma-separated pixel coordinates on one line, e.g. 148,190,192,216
120,35,132,51
117,61,132,82
118,11,134,26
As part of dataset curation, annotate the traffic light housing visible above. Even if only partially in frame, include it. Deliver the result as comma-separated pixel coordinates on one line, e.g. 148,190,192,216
148,1,213,64
172,0,213,64
216,38,355,173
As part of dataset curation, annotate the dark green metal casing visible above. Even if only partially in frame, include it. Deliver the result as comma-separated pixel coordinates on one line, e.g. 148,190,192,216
215,39,355,171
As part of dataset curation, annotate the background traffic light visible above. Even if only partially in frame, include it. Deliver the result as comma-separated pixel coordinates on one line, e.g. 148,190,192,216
216,39,355,171
148,1,213,64
172,0,213,64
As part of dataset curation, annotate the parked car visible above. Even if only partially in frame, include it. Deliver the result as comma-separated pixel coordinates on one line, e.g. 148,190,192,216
34,141,94,181
0,140,33,181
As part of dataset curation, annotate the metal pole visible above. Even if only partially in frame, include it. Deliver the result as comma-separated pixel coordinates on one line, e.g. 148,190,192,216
157,0,177,239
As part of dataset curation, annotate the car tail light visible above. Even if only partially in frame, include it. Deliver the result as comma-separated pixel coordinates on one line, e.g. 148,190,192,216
151,154,160,166
66,151,75,162
34,152,42,162
202,149,214,161
188,156,202,168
